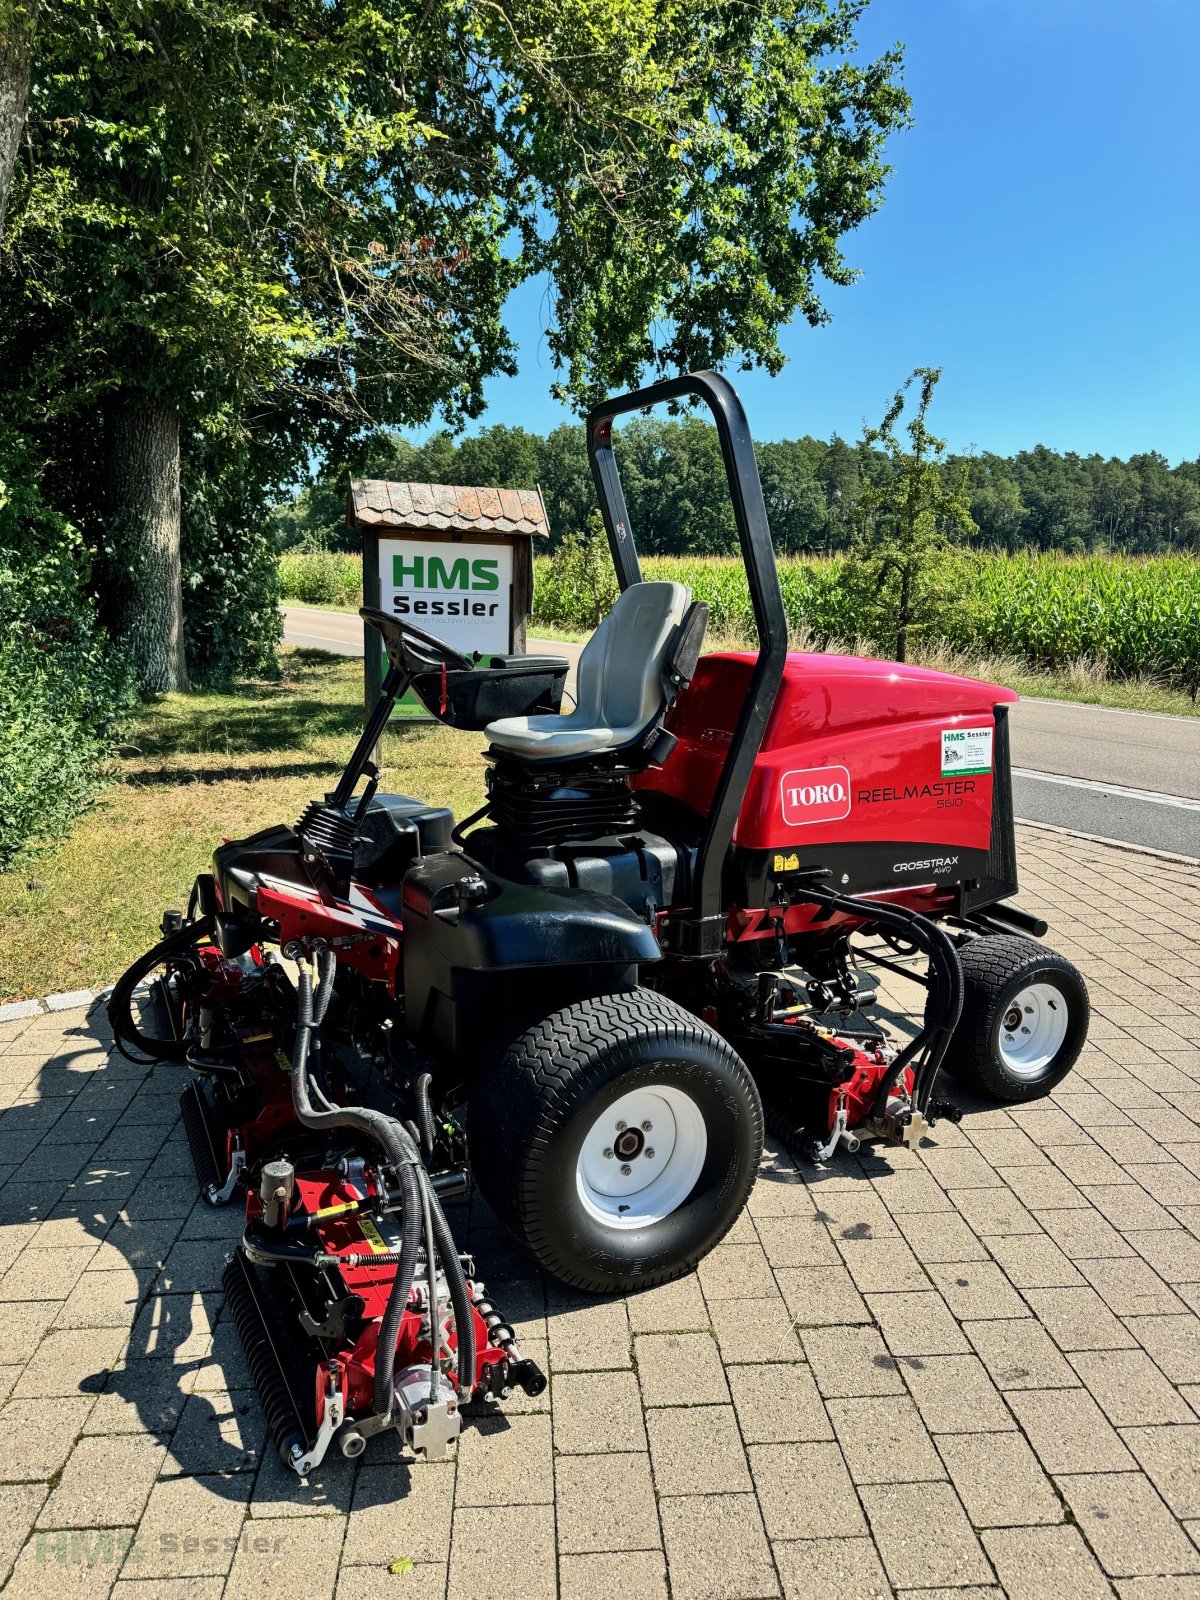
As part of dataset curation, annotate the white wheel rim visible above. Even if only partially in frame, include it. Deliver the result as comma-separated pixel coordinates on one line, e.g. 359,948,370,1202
576,1084,708,1231
997,981,1070,1078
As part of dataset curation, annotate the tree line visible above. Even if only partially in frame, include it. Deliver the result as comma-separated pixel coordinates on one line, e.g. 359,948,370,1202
278,414,1200,559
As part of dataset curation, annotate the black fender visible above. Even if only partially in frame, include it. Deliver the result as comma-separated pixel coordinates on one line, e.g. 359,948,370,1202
401,851,660,1058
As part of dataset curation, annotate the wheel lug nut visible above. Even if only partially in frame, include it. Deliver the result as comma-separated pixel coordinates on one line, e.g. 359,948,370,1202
644,1147,655,1159
620,1163,632,1176
603,1147,614,1159
616,1121,627,1132
641,1120,653,1132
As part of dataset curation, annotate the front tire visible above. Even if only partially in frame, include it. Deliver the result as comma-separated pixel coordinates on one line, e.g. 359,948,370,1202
469,990,762,1293
943,934,1089,1102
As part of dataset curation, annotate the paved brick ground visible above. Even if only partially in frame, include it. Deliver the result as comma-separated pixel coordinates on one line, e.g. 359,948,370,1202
1,822,1199,1599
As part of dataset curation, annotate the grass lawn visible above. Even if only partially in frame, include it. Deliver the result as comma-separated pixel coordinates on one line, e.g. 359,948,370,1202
0,649,488,1001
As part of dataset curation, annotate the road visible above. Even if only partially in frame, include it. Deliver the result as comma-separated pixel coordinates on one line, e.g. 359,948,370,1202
283,605,1200,857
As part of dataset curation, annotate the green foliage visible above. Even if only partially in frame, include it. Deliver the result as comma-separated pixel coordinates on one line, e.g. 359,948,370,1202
841,368,977,661
0,431,134,866
537,516,620,629
278,547,363,608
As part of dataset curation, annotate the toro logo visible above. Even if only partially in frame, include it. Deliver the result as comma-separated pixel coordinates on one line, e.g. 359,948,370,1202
780,765,852,827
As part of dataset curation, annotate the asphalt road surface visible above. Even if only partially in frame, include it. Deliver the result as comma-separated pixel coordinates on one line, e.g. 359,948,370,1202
283,605,1200,857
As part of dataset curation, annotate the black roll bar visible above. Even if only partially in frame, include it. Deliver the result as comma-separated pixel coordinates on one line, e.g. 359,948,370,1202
586,372,788,954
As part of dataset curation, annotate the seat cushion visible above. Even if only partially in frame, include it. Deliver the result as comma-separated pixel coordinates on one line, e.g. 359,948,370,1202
485,580,690,762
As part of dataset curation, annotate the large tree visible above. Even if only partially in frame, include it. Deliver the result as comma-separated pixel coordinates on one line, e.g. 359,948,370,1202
0,0,908,689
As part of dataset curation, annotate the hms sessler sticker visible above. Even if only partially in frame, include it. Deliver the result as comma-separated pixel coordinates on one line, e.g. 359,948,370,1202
941,725,993,777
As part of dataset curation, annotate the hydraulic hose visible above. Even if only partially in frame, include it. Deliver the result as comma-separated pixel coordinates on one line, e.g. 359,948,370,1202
423,1172,476,1395
289,951,423,1420
107,917,216,1063
413,1073,437,1161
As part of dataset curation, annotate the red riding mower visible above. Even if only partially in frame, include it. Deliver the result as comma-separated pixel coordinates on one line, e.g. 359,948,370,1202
110,372,1089,1473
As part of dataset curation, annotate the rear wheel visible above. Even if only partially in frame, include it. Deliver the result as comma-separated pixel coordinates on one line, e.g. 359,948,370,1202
942,934,1089,1102
469,989,762,1293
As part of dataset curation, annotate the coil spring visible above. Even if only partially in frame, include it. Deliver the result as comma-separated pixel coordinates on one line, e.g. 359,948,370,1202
221,1250,313,1465
470,1288,518,1355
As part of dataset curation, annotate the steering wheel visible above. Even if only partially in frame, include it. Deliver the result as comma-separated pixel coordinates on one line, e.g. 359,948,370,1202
360,607,474,677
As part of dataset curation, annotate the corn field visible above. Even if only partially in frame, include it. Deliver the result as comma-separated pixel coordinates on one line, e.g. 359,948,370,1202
533,551,1200,692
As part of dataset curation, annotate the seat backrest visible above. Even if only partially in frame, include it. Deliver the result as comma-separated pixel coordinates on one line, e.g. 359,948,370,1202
574,580,690,735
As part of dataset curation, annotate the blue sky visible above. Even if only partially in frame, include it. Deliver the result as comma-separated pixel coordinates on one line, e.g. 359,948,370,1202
428,0,1200,463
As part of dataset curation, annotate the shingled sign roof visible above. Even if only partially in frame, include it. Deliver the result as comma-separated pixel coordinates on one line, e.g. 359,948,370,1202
348,480,549,537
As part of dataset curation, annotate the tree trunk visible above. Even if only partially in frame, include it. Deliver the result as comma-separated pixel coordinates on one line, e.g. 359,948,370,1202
108,396,189,693
0,0,39,236
896,564,910,662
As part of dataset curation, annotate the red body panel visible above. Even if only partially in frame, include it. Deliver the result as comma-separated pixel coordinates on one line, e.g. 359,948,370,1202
638,651,1017,856
247,1171,504,1417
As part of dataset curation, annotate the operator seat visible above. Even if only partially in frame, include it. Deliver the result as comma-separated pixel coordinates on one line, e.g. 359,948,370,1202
485,580,697,761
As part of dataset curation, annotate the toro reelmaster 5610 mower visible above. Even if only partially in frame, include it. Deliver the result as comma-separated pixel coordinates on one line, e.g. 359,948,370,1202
110,371,1089,1474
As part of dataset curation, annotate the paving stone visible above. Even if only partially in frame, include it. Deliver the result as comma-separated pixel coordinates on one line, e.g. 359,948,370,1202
55,1264,155,1329
126,1287,218,1363
901,1354,1015,1433
0,1396,94,1480
1023,1285,1139,1350
754,1215,842,1269
727,1361,832,1443
160,1387,264,1476
0,1483,49,1587
336,1564,446,1600
455,1413,552,1506
1057,1471,1200,1578
1119,1423,1200,1518
746,1168,816,1219
659,1492,778,1600
936,1429,1063,1527
343,1462,454,1568
126,1472,252,1578
774,1266,870,1326
551,1368,647,1453
224,1512,344,1600
1083,1183,1179,1232
1124,1312,1200,1383
12,1325,127,1399
557,1551,668,1600
1126,1227,1200,1284
698,1242,778,1300
827,1394,944,1484
1034,1204,1137,1258
800,1325,906,1398
860,1480,992,1589
0,1242,96,1301
647,1404,751,1495
927,1260,1028,1320
81,1359,189,1436
968,1128,1046,1166
869,1170,953,1215
1048,1142,1139,1187
984,1232,1086,1288
626,1273,710,1333
554,1453,660,1554
951,1185,1042,1236
634,1331,729,1407
1115,1581,1200,1600
811,1190,903,1240
1008,1384,1135,1473
1070,1346,1196,1426
749,1440,865,1539
868,1290,970,1356
38,1432,167,1532
772,1536,892,1600
965,1315,1080,1390
982,1523,1112,1600
707,1294,802,1364
837,1237,929,1292
546,1294,631,1372
248,1445,356,1518
7,1527,135,1599
894,1209,989,1263
998,1162,1094,1210
920,1148,1006,1190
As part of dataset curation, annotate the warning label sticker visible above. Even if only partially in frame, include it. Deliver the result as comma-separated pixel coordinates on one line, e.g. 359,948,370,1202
941,726,993,777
